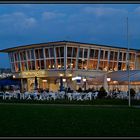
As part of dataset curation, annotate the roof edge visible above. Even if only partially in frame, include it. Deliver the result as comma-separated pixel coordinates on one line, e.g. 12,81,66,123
0,40,139,53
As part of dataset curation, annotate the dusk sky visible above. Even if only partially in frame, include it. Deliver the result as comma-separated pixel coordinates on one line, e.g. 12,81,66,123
0,4,140,68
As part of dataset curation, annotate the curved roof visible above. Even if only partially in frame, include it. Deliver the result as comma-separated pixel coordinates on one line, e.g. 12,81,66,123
86,70,140,83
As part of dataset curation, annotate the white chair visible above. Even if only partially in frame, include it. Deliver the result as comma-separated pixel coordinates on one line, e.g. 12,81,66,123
67,93,73,101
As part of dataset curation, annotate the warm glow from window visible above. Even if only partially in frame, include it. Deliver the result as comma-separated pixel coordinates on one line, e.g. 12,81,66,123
60,74,63,77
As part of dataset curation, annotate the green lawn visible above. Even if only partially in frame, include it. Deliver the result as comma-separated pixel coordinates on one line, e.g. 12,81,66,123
0,103,140,137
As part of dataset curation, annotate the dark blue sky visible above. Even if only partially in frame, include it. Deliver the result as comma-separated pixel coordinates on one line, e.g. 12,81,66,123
0,4,140,68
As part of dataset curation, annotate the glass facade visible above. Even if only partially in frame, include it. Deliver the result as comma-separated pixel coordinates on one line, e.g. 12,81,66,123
9,44,136,72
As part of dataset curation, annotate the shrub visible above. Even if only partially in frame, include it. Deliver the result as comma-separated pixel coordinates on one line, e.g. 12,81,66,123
97,86,107,98
128,88,136,97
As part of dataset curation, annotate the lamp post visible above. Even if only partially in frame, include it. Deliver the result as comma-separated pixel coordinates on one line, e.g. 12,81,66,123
83,78,87,91
59,74,63,92
127,17,131,107
107,77,111,94
63,78,67,99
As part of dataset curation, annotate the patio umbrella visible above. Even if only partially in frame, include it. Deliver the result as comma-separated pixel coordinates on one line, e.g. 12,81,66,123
34,76,38,90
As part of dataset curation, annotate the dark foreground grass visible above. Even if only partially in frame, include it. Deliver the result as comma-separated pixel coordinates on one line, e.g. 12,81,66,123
1,98,140,106
0,104,140,137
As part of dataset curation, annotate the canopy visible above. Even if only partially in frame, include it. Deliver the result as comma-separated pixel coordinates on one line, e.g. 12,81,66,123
107,70,140,82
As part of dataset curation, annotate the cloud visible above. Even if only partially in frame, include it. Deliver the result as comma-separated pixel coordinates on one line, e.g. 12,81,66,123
134,6,140,14
0,12,37,32
42,11,65,21
84,7,128,17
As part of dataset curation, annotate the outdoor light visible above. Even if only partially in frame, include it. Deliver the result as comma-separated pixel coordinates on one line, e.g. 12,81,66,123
42,80,47,82
113,81,118,84
107,77,111,93
83,77,87,91
107,78,111,82
72,76,81,81
83,78,86,82
13,75,15,78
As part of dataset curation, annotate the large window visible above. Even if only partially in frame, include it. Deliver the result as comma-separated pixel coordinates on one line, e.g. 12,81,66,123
67,47,78,69
45,47,56,70
27,49,35,70
35,48,45,70
88,48,99,70
55,47,64,69
77,48,88,70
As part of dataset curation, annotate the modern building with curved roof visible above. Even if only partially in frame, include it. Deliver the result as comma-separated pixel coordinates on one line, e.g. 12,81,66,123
1,40,140,93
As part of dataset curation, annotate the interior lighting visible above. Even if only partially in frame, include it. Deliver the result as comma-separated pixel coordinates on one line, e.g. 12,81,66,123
60,74,63,77
69,74,72,77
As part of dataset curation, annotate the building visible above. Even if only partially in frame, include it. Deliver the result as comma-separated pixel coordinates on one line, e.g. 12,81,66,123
1,40,140,93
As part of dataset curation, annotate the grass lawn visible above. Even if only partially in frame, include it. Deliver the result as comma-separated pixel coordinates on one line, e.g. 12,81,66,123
0,103,140,137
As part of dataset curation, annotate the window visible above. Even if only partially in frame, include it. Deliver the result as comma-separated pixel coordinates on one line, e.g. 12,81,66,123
45,48,49,58
105,51,108,60
60,47,64,57
114,52,118,61
67,47,72,57
123,53,126,61
90,49,94,59
31,50,34,59
72,48,77,57
119,52,122,61
49,48,54,58
100,50,104,59
110,51,114,60
94,50,99,59
79,48,83,58
84,49,88,58
39,49,44,59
